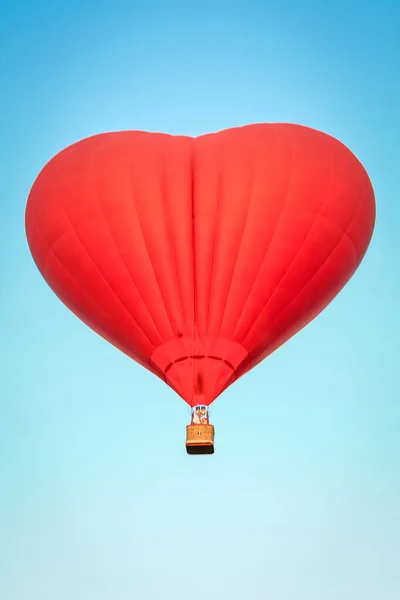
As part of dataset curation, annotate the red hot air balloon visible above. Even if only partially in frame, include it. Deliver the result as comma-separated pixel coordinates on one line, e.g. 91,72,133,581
25,124,375,454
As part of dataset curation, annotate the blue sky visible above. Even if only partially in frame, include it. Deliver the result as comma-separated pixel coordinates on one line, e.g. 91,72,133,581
0,1,399,599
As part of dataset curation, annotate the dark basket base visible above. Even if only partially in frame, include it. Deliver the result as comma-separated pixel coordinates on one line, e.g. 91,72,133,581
186,444,215,455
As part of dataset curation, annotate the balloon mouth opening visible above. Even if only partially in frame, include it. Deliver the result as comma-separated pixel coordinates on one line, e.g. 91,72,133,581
164,354,235,374
150,336,248,406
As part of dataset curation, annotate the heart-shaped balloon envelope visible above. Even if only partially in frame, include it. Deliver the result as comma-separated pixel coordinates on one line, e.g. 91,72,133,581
25,124,375,406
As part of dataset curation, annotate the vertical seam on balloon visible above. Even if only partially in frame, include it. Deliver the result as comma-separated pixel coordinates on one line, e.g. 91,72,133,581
129,156,176,340
31,209,156,351
97,208,163,343
218,150,255,336
93,160,163,345
232,132,295,338
191,143,198,328
190,142,197,406
31,212,108,316
161,139,186,334
243,143,337,348
62,208,157,349
205,162,222,336
246,188,364,353
60,141,158,352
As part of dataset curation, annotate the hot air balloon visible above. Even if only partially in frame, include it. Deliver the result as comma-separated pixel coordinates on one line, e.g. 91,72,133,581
25,124,375,454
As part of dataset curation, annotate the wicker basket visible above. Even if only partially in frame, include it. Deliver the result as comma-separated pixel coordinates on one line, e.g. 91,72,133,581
186,424,215,455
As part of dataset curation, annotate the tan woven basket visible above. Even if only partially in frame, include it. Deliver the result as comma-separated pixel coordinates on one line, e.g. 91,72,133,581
186,424,215,447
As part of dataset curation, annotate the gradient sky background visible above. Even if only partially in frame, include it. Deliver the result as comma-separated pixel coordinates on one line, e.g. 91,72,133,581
0,1,399,599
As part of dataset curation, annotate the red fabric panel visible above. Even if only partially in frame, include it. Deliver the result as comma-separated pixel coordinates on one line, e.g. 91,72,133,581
25,124,375,405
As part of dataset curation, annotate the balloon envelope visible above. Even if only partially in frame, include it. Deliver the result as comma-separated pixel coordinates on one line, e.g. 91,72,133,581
25,124,375,406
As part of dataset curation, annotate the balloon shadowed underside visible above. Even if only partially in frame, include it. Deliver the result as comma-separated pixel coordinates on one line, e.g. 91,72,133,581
25,124,375,406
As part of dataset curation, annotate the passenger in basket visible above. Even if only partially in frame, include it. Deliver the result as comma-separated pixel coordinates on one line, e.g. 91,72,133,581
192,406,202,425
200,406,209,425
